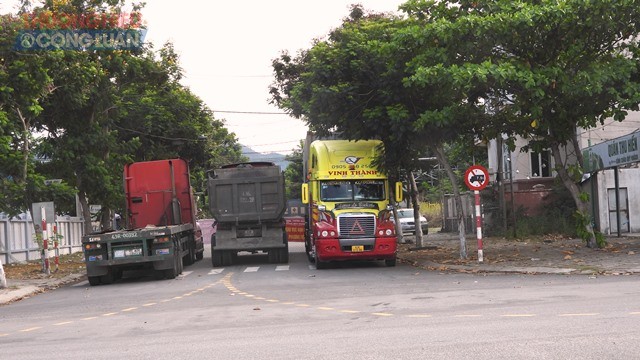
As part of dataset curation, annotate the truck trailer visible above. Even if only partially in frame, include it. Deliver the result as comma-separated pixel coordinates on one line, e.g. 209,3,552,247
208,162,288,267
81,159,204,285
301,135,403,268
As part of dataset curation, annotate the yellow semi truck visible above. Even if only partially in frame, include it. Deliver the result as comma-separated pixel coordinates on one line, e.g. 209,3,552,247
301,135,403,268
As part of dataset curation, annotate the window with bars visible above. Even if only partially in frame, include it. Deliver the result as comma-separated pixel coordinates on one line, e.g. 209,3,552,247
530,150,551,177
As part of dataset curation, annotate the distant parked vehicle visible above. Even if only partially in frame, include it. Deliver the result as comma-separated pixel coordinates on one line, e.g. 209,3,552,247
392,208,428,235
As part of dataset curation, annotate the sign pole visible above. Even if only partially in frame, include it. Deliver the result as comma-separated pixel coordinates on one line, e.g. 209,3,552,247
464,165,489,263
41,206,50,275
474,190,483,262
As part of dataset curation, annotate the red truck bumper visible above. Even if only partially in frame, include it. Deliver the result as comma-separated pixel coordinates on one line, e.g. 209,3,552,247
315,237,397,262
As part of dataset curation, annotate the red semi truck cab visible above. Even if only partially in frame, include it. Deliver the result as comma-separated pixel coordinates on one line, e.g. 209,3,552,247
301,138,403,268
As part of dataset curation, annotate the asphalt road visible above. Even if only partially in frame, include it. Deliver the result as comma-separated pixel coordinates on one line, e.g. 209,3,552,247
1,243,639,360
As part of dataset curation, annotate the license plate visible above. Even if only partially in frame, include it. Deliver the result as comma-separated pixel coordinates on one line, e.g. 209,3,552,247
351,245,364,252
114,247,142,258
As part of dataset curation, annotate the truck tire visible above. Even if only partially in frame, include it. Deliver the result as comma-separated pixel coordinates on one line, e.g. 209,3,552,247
212,249,223,267
279,247,289,263
268,249,279,263
196,250,204,261
305,240,314,263
385,257,397,267
100,271,114,284
314,251,327,269
183,242,194,266
88,276,101,286
221,251,234,266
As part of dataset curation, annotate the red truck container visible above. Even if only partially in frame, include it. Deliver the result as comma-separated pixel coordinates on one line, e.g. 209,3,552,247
81,159,204,285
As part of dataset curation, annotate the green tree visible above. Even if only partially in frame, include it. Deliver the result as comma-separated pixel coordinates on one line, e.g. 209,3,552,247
0,14,75,216
404,0,640,247
283,140,304,200
270,5,485,254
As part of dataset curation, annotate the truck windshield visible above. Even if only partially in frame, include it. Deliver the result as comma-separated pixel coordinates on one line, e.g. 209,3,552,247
320,180,385,201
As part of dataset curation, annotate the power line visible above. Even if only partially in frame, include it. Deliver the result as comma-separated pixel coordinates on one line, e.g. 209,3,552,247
214,110,288,115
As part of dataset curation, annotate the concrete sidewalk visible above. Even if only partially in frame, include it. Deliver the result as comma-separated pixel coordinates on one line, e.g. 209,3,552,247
0,273,86,306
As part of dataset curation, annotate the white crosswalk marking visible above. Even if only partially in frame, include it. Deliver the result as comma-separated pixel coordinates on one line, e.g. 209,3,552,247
244,267,260,273
275,265,289,271
208,269,224,275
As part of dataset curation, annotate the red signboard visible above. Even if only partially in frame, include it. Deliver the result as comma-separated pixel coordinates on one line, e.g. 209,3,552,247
284,216,305,242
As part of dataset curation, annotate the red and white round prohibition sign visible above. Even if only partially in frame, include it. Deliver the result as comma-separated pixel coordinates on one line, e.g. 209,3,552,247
464,165,490,191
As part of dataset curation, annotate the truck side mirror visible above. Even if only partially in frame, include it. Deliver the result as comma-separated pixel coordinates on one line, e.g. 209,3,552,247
395,182,403,203
301,183,309,204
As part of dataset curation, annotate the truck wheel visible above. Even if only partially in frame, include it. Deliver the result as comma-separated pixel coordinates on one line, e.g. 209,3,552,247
196,250,204,261
183,243,194,266
279,245,289,263
164,252,179,279
88,276,101,286
212,249,223,267
314,251,327,269
100,271,114,284
268,250,278,263
305,241,315,263
221,251,234,266
385,257,397,267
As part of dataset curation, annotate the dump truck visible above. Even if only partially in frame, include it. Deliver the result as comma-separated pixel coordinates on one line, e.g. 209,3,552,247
81,159,204,285
301,134,403,268
208,162,288,266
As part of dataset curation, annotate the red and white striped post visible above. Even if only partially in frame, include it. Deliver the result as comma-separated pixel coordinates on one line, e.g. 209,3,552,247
464,165,489,264
474,190,483,262
41,206,50,275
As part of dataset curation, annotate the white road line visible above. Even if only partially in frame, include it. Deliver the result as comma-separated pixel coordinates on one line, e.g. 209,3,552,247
244,267,260,273
208,269,224,275
275,265,289,271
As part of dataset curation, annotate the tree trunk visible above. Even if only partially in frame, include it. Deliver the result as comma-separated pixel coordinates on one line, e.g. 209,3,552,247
497,137,507,232
77,171,93,235
408,171,424,248
432,144,467,259
550,142,597,248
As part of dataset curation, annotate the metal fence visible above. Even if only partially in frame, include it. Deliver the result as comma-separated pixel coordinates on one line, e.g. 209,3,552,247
0,215,84,265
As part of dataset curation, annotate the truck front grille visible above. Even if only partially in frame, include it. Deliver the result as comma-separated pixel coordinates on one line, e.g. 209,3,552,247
337,215,376,238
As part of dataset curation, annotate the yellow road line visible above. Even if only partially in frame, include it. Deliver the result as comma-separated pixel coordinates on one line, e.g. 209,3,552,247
559,313,599,317
143,302,157,307
372,312,393,317
407,314,432,318
19,327,42,332
82,317,98,320
317,307,334,311
121,307,138,312
340,310,360,314
102,312,117,317
454,314,482,318
53,321,74,326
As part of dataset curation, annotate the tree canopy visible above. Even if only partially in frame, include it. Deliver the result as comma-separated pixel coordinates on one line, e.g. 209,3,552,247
271,0,640,250
0,1,244,229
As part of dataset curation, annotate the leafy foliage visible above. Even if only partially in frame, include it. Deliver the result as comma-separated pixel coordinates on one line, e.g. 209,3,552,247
0,1,244,226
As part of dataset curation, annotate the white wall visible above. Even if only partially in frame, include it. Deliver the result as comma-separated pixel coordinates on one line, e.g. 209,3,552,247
594,168,640,234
